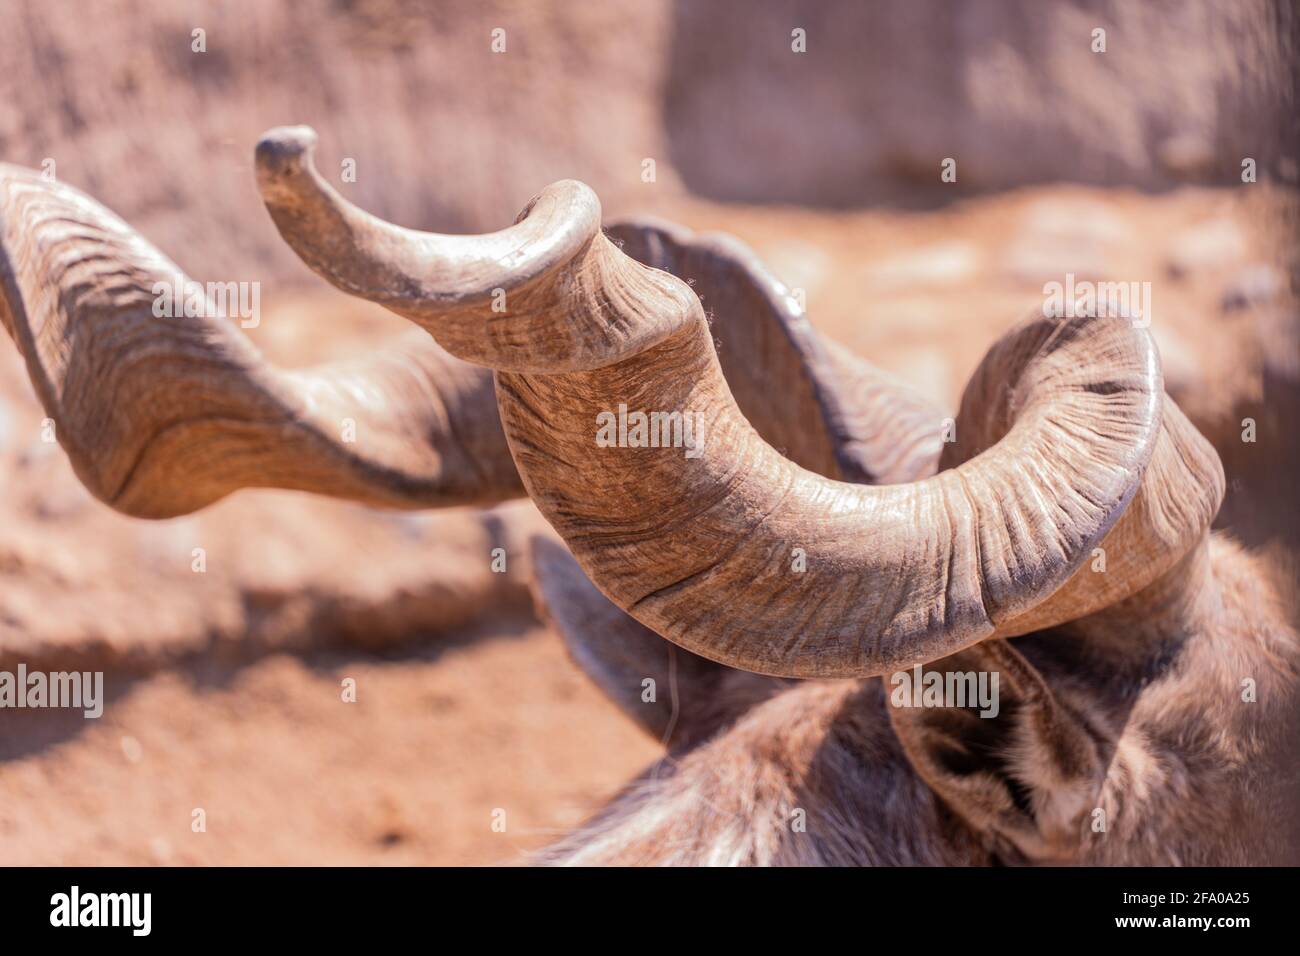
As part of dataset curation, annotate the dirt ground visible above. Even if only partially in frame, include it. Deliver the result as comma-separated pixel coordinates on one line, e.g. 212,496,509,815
0,615,658,866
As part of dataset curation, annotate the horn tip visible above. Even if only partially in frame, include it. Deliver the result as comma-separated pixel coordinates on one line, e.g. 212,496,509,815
254,125,320,186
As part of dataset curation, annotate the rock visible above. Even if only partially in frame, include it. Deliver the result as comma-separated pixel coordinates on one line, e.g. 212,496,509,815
1166,220,1249,277
1020,198,1129,246
1002,199,1125,284
120,736,144,764
1158,133,1216,179
1222,264,1285,312
757,239,832,301
868,242,979,290
665,1,1294,204
1003,239,1109,286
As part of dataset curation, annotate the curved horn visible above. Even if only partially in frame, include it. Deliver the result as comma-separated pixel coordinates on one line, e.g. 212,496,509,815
258,128,943,483
492,309,1220,678
252,139,1223,678
607,217,943,484
0,162,522,518
257,126,679,374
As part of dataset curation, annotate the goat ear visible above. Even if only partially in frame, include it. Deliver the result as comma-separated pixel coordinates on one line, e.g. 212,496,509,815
887,640,1105,863
529,536,768,749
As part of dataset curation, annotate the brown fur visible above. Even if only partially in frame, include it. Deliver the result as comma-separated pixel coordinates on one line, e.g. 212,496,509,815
540,536,1300,865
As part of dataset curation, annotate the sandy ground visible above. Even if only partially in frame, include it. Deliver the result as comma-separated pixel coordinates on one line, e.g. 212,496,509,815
0,615,658,866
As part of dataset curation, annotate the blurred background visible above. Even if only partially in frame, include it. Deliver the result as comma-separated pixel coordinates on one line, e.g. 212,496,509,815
0,0,1296,864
